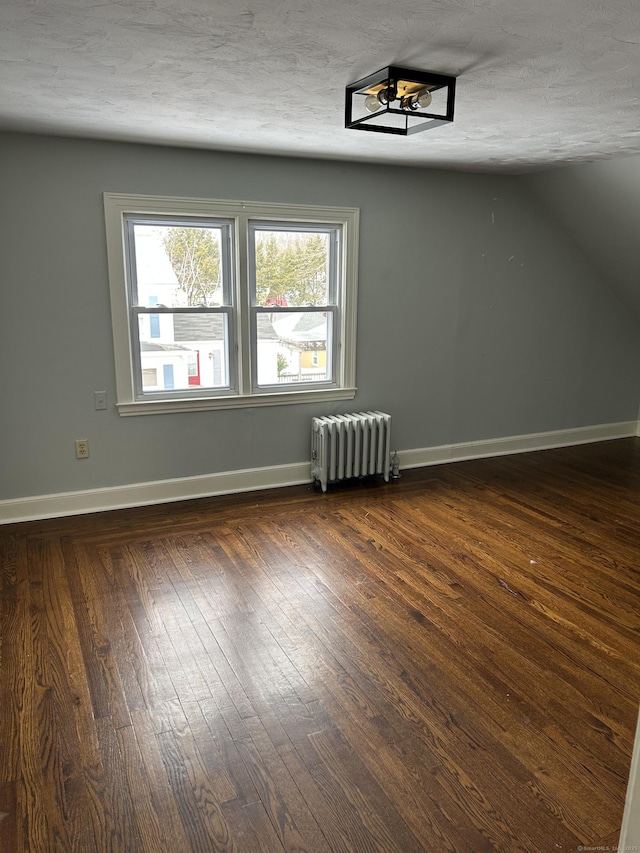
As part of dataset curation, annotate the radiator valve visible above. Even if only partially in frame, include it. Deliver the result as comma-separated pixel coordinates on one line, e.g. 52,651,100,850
390,451,401,479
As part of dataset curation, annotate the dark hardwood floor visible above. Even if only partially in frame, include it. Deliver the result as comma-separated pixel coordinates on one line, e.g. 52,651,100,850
1,438,640,852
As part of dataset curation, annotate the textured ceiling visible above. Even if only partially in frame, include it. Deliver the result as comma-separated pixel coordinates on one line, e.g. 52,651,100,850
1,0,639,172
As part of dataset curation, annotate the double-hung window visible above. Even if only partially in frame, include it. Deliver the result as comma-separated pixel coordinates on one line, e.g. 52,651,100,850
104,194,359,415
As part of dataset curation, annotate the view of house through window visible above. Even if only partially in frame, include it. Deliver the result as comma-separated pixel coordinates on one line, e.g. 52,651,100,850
104,195,358,413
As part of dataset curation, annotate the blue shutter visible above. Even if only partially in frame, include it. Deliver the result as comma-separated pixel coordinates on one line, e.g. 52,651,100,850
149,296,160,339
163,364,174,389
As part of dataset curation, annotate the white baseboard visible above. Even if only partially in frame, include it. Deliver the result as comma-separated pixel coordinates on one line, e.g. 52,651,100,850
1,420,637,525
0,462,311,525
399,420,639,470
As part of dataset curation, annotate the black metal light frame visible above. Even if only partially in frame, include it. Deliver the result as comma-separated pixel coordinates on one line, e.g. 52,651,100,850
345,65,456,136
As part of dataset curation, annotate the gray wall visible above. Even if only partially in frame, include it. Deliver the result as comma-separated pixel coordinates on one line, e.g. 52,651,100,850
2,131,639,501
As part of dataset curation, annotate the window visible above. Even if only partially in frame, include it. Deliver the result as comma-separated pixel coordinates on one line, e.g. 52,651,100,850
104,194,358,415
141,368,157,388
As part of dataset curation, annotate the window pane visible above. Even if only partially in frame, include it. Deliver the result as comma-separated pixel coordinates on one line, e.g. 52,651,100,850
131,224,225,307
256,311,331,386
253,229,331,307
136,313,229,391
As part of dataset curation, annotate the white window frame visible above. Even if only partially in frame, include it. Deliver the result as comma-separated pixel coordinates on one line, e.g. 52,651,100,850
104,194,359,416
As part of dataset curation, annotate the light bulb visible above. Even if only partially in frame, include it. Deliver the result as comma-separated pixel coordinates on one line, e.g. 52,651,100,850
417,89,432,108
378,85,397,105
400,95,418,111
364,94,381,113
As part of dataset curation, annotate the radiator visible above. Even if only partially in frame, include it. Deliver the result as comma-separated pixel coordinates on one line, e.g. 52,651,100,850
311,411,392,492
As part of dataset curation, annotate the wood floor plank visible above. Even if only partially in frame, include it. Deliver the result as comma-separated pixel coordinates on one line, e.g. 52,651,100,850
221,796,287,852
1,438,639,851
99,545,178,720
234,713,332,853
129,708,194,852
0,781,18,852
156,725,238,853
38,537,103,852
62,538,131,729
115,723,172,852
0,534,22,787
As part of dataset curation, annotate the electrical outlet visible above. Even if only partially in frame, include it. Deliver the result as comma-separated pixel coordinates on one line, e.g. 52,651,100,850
94,391,107,410
75,439,90,459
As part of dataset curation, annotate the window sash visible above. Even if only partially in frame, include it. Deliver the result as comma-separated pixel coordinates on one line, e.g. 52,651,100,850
124,213,236,400
250,306,337,391
124,215,234,308
131,306,235,399
248,220,340,309
247,221,340,393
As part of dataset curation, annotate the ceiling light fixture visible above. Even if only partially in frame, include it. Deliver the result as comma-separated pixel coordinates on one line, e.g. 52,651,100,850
345,65,456,135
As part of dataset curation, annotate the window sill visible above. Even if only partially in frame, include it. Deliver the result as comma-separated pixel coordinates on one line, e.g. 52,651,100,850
116,387,357,416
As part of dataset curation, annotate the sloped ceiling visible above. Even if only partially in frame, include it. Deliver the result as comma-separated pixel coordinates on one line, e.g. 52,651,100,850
1,0,639,173
524,154,640,319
